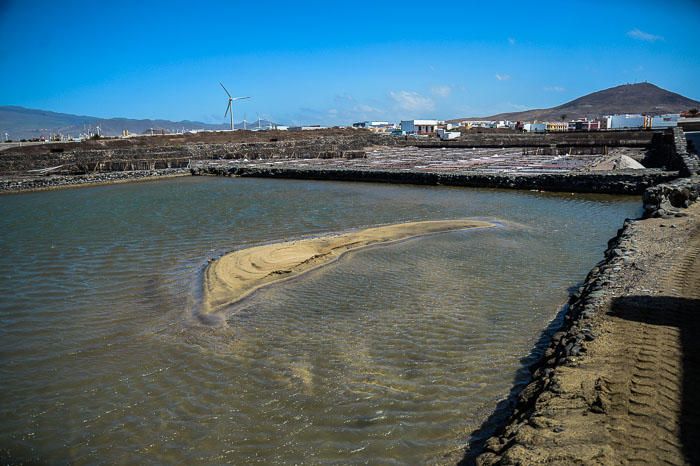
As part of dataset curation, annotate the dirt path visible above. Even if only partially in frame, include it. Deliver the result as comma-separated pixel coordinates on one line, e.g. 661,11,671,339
604,223,700,464
474,203,700,465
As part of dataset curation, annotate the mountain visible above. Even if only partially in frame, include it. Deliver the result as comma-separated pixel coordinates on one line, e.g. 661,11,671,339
0,106,275,140
451,83,700,123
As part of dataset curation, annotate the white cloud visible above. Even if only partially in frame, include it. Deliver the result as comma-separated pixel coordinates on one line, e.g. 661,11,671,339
389,90,435,112
354,104,382,113
544,86,565,92
431,85,452,97
508,37,516,45
627,28,663,42
495,74,511,81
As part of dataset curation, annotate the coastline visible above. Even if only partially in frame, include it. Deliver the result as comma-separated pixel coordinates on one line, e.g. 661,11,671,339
202,219,495,316
462,176,700,465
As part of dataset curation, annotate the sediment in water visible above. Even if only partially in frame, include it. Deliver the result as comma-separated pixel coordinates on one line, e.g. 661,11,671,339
202,219,495,315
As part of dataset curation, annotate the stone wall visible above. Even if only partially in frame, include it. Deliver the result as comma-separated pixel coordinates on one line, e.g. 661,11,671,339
404,130,655,149
192,164,677,195
642,175,700,218
0,169,189,193
673,127,700,177
0,134,390,174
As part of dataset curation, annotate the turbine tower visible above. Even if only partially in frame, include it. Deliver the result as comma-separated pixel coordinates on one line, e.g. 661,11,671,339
220,82,250,131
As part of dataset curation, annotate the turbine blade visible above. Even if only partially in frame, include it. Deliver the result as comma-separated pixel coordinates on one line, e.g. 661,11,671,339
219,82,232,97
233,96,251,101
224,102,231,118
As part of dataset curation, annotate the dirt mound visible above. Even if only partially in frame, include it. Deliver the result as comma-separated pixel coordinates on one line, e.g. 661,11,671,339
589,154,646,171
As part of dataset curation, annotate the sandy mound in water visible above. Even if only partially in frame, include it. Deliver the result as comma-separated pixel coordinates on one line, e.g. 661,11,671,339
203,219,494,312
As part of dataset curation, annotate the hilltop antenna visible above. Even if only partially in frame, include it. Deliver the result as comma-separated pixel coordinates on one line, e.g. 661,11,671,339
220,82,250,131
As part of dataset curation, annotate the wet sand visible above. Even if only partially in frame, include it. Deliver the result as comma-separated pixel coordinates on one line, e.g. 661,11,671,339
203,219,495,313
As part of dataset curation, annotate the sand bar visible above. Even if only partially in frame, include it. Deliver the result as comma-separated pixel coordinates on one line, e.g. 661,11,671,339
203,219,494,312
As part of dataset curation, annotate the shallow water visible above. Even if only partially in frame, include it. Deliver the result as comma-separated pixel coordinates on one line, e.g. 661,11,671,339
0,177,640,464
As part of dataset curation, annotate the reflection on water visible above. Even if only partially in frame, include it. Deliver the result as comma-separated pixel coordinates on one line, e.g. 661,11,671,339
0,177,640,463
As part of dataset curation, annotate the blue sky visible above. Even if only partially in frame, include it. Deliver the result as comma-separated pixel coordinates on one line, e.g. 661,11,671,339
1,0,699,125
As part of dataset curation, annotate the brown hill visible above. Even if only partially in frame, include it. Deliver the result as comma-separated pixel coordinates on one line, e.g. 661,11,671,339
451,83,700,122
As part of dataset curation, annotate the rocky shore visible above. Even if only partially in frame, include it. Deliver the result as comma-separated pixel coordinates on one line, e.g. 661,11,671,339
462,175,700,465
0,168,189,194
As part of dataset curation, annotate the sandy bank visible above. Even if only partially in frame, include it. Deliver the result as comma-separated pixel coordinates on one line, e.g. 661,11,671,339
468,185,700,465
203,219,494,313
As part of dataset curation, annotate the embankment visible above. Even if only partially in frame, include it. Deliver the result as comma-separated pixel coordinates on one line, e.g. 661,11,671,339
464,175,700,464
0,132,386,175
193,164,676,195
0,168,189,194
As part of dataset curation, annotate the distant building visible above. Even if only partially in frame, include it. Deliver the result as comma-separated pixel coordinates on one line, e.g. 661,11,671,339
352,121,390,128
546,122,568,132
606,114,645,130
400,119,438,134
496,120,515,129
523,123,546,133
644,114,680,129
352,121,396,132
568,119,602,131
288,125,326,131
437,128,460,140
463,120,496,129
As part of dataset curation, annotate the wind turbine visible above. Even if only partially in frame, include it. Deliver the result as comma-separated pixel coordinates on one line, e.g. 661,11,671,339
220,82,250,131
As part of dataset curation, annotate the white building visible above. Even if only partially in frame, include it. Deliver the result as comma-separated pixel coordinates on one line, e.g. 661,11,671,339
606,114,645,130
649,114,680,129
353,121,391,128
523,123,546,133
463,120,496,129
496,120,515,129
437,128,460,140
400,119,438,134
288,125,327,131
352,121,396,132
